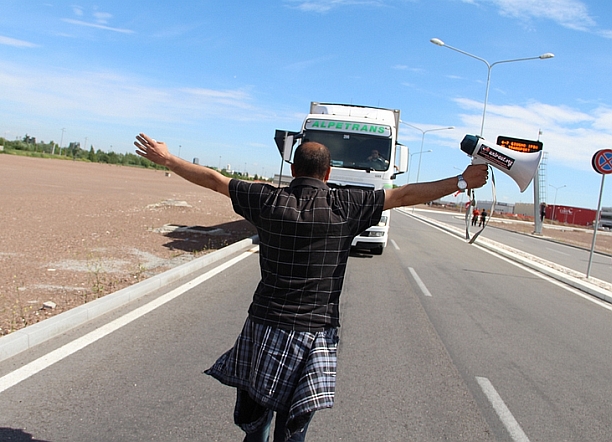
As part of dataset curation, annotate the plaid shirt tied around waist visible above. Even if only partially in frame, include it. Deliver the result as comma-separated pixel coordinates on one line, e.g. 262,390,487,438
205,318,338,437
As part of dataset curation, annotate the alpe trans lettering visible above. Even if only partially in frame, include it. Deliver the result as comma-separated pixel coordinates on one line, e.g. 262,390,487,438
310,120,386,134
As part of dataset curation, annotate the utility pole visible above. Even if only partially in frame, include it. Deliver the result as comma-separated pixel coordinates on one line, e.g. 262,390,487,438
533,129,543,235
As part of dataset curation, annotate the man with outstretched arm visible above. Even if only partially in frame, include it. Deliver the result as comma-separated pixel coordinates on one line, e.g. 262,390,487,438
134,133,488,442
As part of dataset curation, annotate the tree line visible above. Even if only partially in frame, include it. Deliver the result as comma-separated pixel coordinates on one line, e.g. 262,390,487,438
0,134,270,181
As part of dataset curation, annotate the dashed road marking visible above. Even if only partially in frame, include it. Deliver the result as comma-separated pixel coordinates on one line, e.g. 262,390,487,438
476,376,530,442
408,267,432,297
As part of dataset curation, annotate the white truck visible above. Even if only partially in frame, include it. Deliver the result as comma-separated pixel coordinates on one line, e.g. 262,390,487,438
275,102,408,255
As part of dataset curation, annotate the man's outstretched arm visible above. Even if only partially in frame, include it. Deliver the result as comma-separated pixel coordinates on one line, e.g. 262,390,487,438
383,164,488,210
134,133,231,197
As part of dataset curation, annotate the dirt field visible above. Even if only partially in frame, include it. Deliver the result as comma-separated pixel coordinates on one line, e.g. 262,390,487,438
1,154,610,336
0,154,256,335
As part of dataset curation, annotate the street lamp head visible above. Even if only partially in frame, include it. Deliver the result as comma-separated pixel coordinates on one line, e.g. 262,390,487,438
401,121,455,135
430,38,445,46
539,53,555,59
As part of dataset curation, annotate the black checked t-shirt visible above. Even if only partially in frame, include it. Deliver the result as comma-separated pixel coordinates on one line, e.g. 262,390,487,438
229,177,385,332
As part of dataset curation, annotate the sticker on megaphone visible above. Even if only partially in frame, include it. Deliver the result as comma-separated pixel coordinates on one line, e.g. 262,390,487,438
460,135,543,193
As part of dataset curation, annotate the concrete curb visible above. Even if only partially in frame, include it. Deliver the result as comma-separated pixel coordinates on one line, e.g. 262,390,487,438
402,210,612,304
487,218,612,258
0,236,259,363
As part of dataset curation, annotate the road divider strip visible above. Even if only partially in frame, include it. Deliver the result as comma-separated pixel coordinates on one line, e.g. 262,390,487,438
0,237,259,362
0,246,258,394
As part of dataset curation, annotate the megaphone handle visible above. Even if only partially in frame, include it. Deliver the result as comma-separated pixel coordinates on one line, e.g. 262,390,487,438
471,156,487,165
464,188,473,240
465,156,488,241
464,153,490,241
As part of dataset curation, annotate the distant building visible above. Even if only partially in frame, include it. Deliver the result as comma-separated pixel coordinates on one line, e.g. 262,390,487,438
473,200,515,215
272,174,293,186
545,205,597,226
599,207,612,229
514,203,534,217
443,197,607,228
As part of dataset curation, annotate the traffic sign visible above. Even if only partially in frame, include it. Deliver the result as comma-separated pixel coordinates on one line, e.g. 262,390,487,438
592,149,612,175
496,135,543,153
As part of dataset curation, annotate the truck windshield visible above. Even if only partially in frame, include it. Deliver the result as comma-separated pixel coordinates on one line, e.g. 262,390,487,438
303,129,392,172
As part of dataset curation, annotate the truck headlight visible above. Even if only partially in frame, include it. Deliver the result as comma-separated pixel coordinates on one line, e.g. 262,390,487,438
377,215,388,227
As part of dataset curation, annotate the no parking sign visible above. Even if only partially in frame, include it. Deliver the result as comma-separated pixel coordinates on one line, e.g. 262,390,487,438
587,149,612,277
592,149,612,175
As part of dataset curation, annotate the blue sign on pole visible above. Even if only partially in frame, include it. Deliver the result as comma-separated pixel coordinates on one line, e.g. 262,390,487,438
587,149,612,277
592,149,612,175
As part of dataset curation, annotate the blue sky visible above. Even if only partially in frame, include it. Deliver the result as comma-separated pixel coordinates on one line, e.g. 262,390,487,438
1,0,611,210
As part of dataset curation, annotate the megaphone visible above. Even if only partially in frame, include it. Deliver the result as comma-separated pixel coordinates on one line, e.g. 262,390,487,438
460,135,542,192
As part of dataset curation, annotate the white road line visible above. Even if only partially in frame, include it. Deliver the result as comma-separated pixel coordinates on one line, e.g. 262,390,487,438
390,239,400,250
408,267,432,297
399,210,612,312
476,376,530,442
477,245,612,312
0,248,258,395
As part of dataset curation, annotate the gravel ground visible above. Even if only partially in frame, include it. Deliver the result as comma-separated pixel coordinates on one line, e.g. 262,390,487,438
1,155,256,335
1,154,610,336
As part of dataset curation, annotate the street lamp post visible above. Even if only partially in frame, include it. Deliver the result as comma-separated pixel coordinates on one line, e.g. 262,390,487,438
549,184,566,223
401,121,454,183
406,149,433,184
431,38,554,238
55,127,65,156
430,38,554,137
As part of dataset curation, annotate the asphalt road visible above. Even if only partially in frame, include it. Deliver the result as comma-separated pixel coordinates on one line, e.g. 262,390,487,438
412,208,612,285
1,211,612,441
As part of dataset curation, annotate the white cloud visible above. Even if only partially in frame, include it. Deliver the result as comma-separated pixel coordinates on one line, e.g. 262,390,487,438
93,12,113,25
592,108,612,131
393,65,425,73
0,63,282,129
452,98,612,170
284,0,386,13
463,0,599,32
0,35,38,48
62,18,134,34
283,56,335,71
63,6,131,34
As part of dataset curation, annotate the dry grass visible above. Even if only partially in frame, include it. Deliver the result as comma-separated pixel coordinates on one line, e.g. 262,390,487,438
0,155,256,335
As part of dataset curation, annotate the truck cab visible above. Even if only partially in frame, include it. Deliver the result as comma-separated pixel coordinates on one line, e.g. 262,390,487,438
276,102,408,255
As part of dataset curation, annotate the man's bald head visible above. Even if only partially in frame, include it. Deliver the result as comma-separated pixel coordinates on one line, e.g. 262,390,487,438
292,141,331,180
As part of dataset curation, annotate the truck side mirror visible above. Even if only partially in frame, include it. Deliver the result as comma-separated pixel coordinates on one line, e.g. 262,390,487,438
274,130,301,163
392,145,408,179
398,145,408,173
